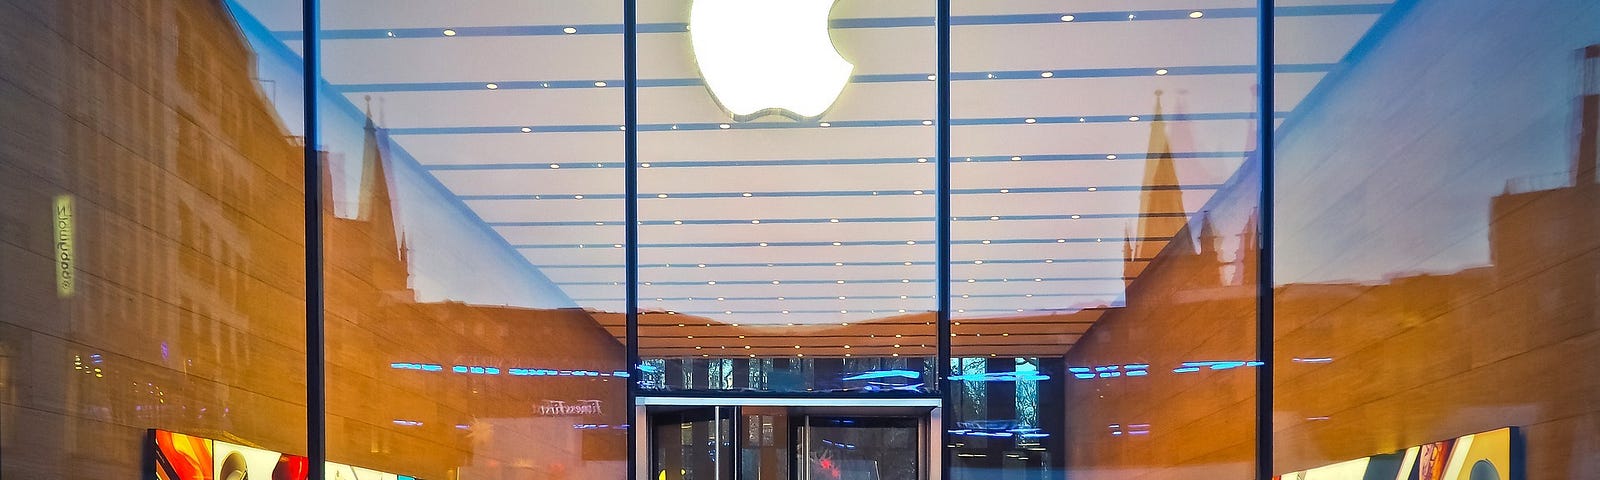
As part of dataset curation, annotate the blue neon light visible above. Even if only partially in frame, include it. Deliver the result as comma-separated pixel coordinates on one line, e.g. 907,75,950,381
842,369,922,381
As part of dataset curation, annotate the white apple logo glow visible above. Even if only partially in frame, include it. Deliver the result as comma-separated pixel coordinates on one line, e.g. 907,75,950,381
689,0,853,121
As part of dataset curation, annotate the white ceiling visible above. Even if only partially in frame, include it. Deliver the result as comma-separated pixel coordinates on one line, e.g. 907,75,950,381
233,0,1390,355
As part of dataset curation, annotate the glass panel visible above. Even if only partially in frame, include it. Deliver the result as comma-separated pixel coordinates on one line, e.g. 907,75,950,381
653,407,735,480
947,357,1062,479
633,0,939,393
1273,1,1600,478
314,1,627,478
803,416,921,480
740,406,794,480
1,0,307,477
951,0,1265,477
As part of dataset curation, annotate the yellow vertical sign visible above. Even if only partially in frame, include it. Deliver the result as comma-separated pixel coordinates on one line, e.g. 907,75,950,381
54,195,74,298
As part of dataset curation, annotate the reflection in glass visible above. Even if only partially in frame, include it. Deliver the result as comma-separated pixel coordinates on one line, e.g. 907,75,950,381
1,1,308,476
1272,1,1600,477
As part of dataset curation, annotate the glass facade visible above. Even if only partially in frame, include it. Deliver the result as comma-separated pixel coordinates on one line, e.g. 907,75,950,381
2,1,1597,480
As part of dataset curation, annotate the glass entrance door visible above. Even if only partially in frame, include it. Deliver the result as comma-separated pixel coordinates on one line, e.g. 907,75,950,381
648,407,927,480
799,417,922,480
652,407,735,480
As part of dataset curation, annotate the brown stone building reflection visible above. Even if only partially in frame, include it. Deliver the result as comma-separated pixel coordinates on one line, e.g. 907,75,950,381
1060,46,1600,479
0,1,624,479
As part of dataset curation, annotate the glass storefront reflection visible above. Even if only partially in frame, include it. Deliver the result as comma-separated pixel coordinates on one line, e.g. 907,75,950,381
3,1,1597,479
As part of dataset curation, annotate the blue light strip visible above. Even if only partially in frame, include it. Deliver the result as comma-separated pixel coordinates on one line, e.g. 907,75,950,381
275,3,1388,40
386,112,1279,136
428,150,1251,170
390,362,630,378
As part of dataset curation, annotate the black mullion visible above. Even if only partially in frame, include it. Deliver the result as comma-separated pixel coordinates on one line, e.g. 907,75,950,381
301,1,326,479
624,0,641,478
936,0,954,479
1256,0,1277,478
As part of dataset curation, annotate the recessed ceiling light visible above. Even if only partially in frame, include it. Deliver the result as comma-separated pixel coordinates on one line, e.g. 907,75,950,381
906,240,917,245
760,243,770,247
751,219,760,224
1041,71,1055,78
967,279,975,283
1106,154,1118,160
1010,156,1022,161
521,127,532,133
840,310,848,314
1024,118,1036,124
612,244,622,248
672,220,683,225
594,81,607,87
835,262,844,266
999,189,1010,193
1189,11,1205,18
913,190,924,195
927,74,937,81
1045,259,1054,263
1057,238,1066,243
917,158,928,163
573,195,584,199
1060,14,1075,22
1128,116,1140,121
836,280,846,284
830,218,840,223
707,281,716,285
719,123,732,129
657,193,668,198
1071,214,1082,219
563,26,577,34
838,296,846,299
974,260,984,264
961,294,969,298
989,216,1000,220
981,240,992,244
832,242,842,246
922,120,934,126
819,122,831,127
1088,187,1098,192
618,126,626,131
442,29,457,36
549,164,560,169
781,310,789,314
742,192,753,197
1128,13,1136,20
641,163,652,168
1156,68,1169,76
902,279,910,283
904,261,913,265
697,263,706,268
595,222,605,225
898,309,907,313
485,83,499,90
900,295,908,299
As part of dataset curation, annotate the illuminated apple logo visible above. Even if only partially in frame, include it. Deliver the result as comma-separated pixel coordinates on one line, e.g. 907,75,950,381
689,0,853,121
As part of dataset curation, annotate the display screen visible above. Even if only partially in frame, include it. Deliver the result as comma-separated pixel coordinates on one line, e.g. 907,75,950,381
1276,428,1516,480
151,429,413,480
